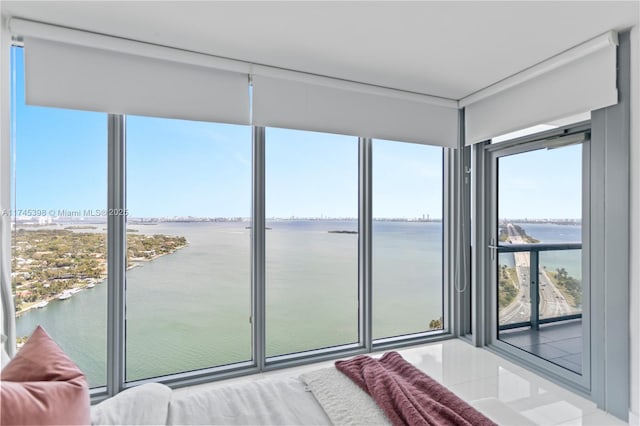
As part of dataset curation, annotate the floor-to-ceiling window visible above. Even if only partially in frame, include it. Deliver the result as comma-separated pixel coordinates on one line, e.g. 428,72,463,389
125,116,252,381
10,46,107,388
372,140,444,340
265,128,359,357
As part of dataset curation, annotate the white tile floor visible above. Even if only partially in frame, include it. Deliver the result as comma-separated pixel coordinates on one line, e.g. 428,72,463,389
174,339,628,425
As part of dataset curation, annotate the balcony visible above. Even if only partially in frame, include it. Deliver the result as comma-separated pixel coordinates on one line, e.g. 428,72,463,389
496,242,583,374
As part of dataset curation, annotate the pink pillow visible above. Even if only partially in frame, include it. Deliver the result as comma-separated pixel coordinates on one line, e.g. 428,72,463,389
1,326,90,425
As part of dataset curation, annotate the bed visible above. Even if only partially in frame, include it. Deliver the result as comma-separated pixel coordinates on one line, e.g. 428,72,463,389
92,352,496,426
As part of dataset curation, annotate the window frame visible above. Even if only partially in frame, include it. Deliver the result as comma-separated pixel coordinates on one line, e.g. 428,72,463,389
262,128,361,359
121,128,451,389
369,138,447,345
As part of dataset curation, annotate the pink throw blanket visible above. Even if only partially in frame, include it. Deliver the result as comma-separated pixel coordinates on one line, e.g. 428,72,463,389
335,352,497,426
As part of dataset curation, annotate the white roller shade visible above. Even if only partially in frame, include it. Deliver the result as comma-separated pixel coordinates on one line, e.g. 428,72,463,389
252,68,459,148
22,33,250,124
463,31,618,145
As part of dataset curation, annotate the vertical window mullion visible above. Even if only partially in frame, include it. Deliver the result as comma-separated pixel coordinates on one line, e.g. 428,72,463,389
107,114,126,395
448,108,471,338
443,148,453,335
461,144,473,336
252,126,266,370
359,137,372,351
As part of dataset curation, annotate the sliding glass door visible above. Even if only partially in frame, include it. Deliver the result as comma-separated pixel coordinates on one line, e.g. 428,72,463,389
486,127,590,388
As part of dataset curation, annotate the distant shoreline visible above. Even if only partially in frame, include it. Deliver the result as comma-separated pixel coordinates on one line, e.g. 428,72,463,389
13,217,446,226
13,229,187,318
15,246,186,318
10,217,582,227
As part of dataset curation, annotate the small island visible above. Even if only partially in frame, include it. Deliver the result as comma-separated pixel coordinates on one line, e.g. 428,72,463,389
12,229,187,315
328,230,358,234
64,225,98,230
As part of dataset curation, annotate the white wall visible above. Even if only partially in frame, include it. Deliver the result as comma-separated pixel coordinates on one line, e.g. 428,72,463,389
630,24,639,424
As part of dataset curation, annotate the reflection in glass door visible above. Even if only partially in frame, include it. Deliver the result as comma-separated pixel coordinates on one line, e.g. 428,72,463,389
494,139,585,375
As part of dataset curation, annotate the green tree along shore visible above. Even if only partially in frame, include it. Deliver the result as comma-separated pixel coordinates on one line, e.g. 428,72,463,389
546,267,581,307
11,229,186,314
428,317,443,330
499,265,519,309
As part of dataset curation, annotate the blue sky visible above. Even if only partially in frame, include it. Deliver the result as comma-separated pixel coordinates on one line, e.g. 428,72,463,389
12,46,580,220
498,145,582,220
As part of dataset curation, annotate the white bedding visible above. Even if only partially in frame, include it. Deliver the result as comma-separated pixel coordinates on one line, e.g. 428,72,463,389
300,367,389,426
92,366,390,425
91,383,173,426
167,377,332,425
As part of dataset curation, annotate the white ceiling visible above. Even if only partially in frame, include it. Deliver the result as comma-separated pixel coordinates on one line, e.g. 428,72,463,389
2,1,638,100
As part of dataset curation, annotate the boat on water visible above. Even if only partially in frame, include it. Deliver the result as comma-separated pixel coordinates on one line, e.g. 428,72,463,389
70,288,83,294
87,282,96,288
58,292,72,300
35,300,49,308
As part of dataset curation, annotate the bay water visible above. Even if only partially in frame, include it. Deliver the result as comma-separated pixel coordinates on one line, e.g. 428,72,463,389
15,220,443,386
512,222,582,279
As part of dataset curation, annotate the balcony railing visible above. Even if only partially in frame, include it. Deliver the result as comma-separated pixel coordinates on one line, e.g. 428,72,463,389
496,242,582,331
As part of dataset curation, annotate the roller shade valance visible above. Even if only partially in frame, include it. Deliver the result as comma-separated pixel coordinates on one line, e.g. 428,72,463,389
15,18,457,144
252,68,459,148
25,37,250,124
462,31,618,145
19,23,250,124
